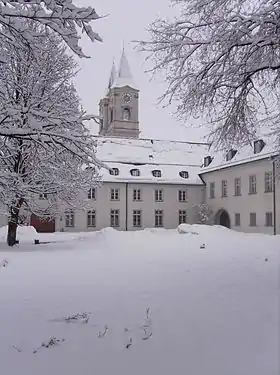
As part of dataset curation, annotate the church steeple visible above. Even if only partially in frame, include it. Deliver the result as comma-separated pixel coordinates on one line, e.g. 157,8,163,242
112,48,137,90
99,48,140,138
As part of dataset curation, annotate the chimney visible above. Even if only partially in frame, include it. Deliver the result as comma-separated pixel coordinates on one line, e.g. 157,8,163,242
226,149,237,161
204,156,213,167
253,139,266,154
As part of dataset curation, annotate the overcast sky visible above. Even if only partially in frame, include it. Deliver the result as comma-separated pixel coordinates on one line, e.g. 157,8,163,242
75,0,207,142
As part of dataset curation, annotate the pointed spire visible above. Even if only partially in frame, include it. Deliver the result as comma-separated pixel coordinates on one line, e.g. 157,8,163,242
106,60,117,95
118,48,132,79
112,47,137,89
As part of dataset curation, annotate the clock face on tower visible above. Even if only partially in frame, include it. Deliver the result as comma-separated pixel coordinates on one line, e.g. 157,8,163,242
121,93,132,104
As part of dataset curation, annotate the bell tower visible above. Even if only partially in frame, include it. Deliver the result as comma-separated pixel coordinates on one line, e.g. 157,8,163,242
99,48,140,138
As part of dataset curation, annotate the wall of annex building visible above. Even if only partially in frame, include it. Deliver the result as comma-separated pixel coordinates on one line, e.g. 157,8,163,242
201,157,280,235
56,182,205,232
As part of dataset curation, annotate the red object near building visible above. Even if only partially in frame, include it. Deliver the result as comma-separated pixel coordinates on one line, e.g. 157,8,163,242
30,214,55,233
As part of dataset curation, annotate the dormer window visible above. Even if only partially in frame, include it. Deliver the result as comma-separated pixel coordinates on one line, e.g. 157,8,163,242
109,168,119,176
226,149,237,161
179,171,189,179
130,168,140,176
122,107,130,121
204,156,213,167
152,170,162,178
254,139,266,154
85,166,96,173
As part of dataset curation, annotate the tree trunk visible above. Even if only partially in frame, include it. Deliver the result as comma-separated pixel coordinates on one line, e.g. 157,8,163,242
7,218,18,247
7,202,23,247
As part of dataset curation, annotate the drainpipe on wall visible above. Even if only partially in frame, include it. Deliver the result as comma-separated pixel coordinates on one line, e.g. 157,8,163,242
125,183,128,231
272,158,276,235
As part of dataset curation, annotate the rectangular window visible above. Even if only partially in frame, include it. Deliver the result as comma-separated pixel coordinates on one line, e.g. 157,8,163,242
265,212,273,227
88,187,96,200
132,210,142,227
209,182,215,199
179,210,187,224
110,188,120,201
264,172,273,193
133,189,141,201
234,213,241,226
87,210,96,227
39,193,47,200
249,175,257,194
234,177,241,196
250,212,257,227
155,210,163,227
65,210,75,227
155,189,163,202
178,189,187,202
221,180,228,197
110,209,119,228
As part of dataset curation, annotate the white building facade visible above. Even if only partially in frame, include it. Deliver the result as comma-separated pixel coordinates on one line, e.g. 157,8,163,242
56,181,205,232
0,49,279,235
200,144,280,235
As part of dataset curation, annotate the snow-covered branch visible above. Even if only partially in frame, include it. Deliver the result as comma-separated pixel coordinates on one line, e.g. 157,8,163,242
0,0,103,57
137,0,280,148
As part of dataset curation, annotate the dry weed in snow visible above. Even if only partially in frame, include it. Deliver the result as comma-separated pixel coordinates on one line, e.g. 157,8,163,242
33,337,65,354
64,312,91,324
97,325,108,338
0,259,8,268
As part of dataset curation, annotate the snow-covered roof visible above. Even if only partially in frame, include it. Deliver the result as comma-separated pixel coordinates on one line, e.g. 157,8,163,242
96,136,210,165
112,49,137,90
95,136,210,185
101,162,204,185
200,135,279,174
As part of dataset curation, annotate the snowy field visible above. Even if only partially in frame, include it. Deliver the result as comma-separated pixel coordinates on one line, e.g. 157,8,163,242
0,225,279,375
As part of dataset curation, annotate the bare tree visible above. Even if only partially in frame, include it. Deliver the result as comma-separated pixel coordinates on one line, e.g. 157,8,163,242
0,0,102,58
137,0,280,148
0,22,102,246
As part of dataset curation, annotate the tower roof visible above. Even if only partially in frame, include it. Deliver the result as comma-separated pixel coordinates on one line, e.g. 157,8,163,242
112,48,137,89
108,61,117,89
104,61,117,96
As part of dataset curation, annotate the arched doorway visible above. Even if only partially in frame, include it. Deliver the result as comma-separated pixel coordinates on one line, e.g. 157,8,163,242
215,209,231,228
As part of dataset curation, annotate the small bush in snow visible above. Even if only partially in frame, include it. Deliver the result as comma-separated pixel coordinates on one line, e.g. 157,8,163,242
192,204,213,225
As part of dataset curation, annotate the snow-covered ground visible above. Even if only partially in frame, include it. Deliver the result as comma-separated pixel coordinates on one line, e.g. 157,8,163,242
0,225,279,375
